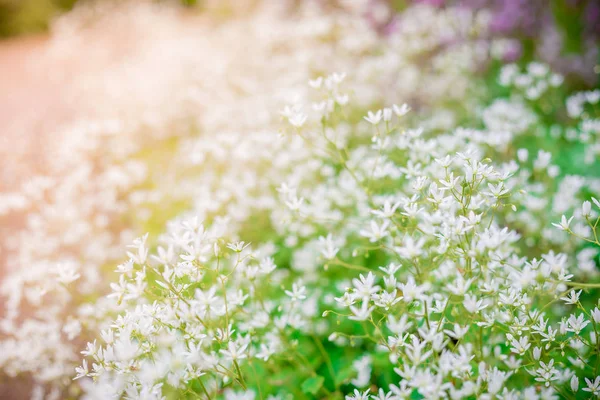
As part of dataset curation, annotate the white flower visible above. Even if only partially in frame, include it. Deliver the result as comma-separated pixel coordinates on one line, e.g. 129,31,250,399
284,283,307,301
54,262,80,285
571,375,579,392
444,324,469,339
220,341,248,362
371,201,401,219
334,292,356,307
349,302,375,321
583,376,600,396
126,233,149,265
335,94,349,105
289,113,307,128
116,259,134,274
508,335,530,355
551,215,574,231
352,272,380,300
73,359,88,380
486,182,509,198
392,103,410,117
227,241,249,252
517,148,528,162
382,108,393,122
379,263,402,276
463,294,488,313
560,290,582,305
308,77,323,89
285,195,305,212
364,110,383,125
319,234,339,260
591,308,600,323
345,389,370,400
398,277,427,302
582,200,592,217
566,313,590,334
63,318,82,341
395,236,426,259
359,220,390,242
350,355,372,387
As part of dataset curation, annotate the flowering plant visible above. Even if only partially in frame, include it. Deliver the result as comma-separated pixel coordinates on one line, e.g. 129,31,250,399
0,1,599,399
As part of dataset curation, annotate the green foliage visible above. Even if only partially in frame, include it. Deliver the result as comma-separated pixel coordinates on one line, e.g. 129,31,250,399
301,375,324,396
0,0,200,37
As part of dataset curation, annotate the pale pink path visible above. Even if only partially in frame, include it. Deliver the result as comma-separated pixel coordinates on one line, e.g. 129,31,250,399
0,30,128,190
0,35,54,189
0,16,160,398
0,6,211,192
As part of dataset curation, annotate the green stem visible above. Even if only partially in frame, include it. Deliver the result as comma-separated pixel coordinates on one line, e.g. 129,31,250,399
233,361,247,390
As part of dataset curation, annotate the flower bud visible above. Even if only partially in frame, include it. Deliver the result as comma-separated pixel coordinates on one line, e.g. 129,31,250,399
583,201,592,217
570,375,579,392
383,108,393,122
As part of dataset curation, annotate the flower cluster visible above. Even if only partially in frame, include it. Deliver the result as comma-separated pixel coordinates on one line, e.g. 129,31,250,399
0,1,599,399
73,66,600,398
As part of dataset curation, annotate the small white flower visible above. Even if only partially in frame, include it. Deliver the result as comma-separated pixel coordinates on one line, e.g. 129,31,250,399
335,94,349,105
359,220,390,242
115,259,134,274
318,234,339,260
308,77,323,89
591,308,600,323
73,359,88,380
349,302,375,321
345,388,370,400
220,341,248,362
517,148,528,162
571,375,579,392
392,103,410,117
227,241,249,252
582,201,592,217
583,376,600,396
560,290,582,305
444,324,469,340
508,335,530,355
382,108,393,122
364,110,383,125
285,195,305,212
371,201,401,219
551,215,574,231
567,313,590,334
126,233,149,265
289,113,307,128
285,283,307,301
54,262,81,285
63,318,82,341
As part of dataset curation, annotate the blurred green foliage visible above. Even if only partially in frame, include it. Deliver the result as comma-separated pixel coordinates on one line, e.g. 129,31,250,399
0,0,199,38
0,0,74,37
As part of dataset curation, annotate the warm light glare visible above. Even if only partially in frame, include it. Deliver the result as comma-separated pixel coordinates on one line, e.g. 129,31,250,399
0,1,599,399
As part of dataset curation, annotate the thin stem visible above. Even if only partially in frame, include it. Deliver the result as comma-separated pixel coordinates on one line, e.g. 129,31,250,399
198,379,212,400
233,360,247,390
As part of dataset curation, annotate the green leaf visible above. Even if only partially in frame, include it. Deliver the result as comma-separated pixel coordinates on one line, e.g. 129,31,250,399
334,365,354,386
301,375,325,395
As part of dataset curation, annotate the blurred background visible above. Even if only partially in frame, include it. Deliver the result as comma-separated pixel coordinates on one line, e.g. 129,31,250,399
0,1,597,398
0,0,199,37
0,0,597,190
0,0,597,189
